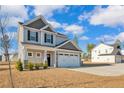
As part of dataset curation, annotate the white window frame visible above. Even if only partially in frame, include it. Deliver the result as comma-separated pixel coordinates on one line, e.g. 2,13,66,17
28,52,33,57
36,52,41,58
30,31,36,42
45,33,53,44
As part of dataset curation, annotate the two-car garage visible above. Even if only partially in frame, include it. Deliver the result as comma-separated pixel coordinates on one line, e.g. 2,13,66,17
56,40,81,67
57,52,81,67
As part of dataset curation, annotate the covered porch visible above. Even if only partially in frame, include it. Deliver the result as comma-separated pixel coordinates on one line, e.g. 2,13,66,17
22,44,57,68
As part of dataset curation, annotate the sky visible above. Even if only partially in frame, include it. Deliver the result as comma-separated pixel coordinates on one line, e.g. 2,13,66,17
0,5,124,54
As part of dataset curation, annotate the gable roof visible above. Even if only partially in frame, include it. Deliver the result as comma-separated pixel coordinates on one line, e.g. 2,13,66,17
19,15,67,37
21,15,54,32
25,18,46,29
56,40,82,51
92,43,112,51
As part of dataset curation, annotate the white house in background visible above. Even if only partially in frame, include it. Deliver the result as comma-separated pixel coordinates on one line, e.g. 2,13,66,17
18,15,82,68
91,40,122,63
2,53,18,62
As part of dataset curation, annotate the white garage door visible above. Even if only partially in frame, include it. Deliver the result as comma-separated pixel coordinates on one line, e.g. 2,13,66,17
58,53,80,67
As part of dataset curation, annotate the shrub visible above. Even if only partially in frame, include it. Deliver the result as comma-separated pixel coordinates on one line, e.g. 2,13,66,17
28,62,34,70
43,62,48,69
34,63,40,70
16,59,23,71
40,62,43,67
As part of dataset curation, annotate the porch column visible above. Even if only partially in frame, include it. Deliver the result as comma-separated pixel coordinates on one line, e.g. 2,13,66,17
22,46,28,68
54,51,57,67
43,50,47,63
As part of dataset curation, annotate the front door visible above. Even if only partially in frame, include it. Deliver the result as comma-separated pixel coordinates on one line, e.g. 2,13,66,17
47,54,51,66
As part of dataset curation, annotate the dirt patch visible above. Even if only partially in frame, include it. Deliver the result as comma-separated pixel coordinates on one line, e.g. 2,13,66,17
0,63,124,88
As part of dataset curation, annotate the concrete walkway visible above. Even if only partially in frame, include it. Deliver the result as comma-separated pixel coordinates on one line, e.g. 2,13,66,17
67,63,124,76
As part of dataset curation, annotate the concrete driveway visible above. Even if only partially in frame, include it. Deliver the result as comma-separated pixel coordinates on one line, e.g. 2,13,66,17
67,63,124,76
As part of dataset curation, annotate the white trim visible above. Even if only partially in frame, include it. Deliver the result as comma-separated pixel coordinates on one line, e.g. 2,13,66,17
23,15,48,26
71,41,82,51
56,40,81,51
92,43,113,51
27,52,33,57
55,33,67,38
23,15,55,32
56,48,81,53
42,29,56,34
24,26,40,32
56,40,70,48
40,25,49,30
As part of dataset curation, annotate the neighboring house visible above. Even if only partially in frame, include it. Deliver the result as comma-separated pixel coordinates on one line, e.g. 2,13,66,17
121,50,124,62
2,53,18,62
91,40,122,63
18,15,82,68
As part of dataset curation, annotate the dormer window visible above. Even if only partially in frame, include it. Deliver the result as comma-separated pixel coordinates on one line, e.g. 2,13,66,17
44,33,53,44
28,30,38,42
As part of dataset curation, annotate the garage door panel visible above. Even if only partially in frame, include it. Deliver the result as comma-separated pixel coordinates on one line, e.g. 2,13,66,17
58,53,80,67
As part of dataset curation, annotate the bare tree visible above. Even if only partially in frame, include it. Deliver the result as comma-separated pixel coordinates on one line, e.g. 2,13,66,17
0,6,14,88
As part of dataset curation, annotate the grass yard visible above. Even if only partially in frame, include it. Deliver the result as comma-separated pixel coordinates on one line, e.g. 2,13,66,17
1,62,124,88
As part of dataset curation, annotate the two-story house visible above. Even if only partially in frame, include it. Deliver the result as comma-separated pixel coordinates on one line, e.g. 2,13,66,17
91,40,122,63
18,15,82,68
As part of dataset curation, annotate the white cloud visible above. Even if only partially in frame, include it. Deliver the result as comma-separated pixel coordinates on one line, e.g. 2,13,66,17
0,5,28,20
117,32,124,42
47,20,61,29
96,32,124,44
96,34,115,41
80,36,89,40
7,17,24,27
47,20,85,35
78,11,92,21
64,24,84,34
89,6,124,27
96,34,116,44
34,5,65,17
0,5,28,27
78,15,84,21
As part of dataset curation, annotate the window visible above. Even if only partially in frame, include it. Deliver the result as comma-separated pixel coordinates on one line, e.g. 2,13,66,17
105,49,108,53
70,54,73,56
28,52,33,57
28,30,38,42
98,50,100,54
44,33,53,44
65,54,69,56
36,53,41,57
59,54,63,55
30,32,36,41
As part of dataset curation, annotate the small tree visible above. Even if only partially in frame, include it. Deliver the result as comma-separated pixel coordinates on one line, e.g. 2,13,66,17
73,34,78,46
0,6,14,87
87,43,95,61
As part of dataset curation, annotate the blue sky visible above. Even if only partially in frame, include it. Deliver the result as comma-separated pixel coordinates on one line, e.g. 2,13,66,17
0,5,124,53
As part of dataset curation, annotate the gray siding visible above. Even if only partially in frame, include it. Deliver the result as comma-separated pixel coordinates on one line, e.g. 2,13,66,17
26,19,46,29
59,42,80,51
56,36,67,45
